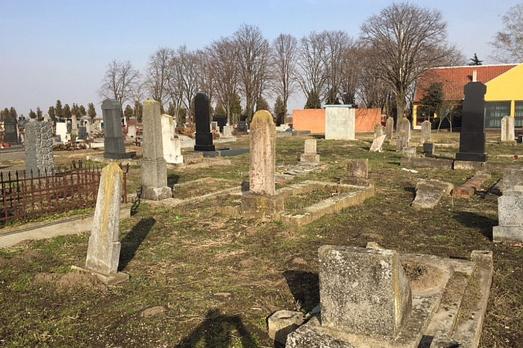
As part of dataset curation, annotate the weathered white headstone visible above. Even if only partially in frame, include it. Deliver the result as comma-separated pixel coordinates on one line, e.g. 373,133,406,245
161,114,183,164
370,134,386,152
55,122,69,143
141,100,172,200
222,125,233,138
493,190,523,242
300,139,320,163
500,116,515,143
325,105,355,140
420,120,432,144
374,124,385,139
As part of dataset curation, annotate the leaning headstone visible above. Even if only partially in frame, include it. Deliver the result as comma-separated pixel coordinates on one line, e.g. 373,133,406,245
325,105,355,140
101,99,127,159
456,81,487,162
318,245,412,337
373,124,385,139
370,134,386,152
500,116,515,143
73,162,128,284
493,189,523,242
412,179,453,209
420,120,432,144
194,93,215,152
241,110,284,217
161,114,183,164
141,100,172,200
300,139,320,163
385,117,394,140
24,120,55,175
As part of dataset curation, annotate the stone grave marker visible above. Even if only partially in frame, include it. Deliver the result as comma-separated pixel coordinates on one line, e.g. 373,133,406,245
370,134,386,152
3,115,18,145
241,110,284,217
74,162,128,284
493,189,523,242
55,122,68,143
501,167,523,192
343,159,368,185
222,125,233,138
456,81,487,162
501,116,515,143
374,124,385,139
194,92,215,152
71,114,78,134
420,120,432,144
101,99,127,159
325,105,355,140
385,117,394,140
161,114,183,164
141,100,172,200
412,179,453,209
24,120,55,175
300,139,320,163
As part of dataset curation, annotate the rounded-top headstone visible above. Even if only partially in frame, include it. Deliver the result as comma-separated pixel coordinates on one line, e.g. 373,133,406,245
102,99,121,110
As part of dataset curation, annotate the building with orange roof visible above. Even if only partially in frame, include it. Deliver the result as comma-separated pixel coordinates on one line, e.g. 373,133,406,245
413,63,523,129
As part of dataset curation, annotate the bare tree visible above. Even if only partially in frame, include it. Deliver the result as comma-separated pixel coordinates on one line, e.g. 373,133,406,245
491,3,523,63
170,46,200,122
100,60,140,105
272,33,298,115
208,37,239,124
338,38,361,104
144,48,174,107
323,31,353,104
234,24,271,120
296,32,328,105
196,49,216,108
360,3,451,124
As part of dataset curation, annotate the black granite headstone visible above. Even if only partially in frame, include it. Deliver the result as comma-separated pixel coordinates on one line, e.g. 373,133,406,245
4,115,18,145
101,99,127,159
194,93,215,152
456,82,487,162
78,126,87,140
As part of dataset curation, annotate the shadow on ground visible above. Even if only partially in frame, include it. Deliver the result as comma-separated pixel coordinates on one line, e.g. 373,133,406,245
283,270,319,313
168,174,181,187
453,211,496,240
176,308,257,348
118,217,156,271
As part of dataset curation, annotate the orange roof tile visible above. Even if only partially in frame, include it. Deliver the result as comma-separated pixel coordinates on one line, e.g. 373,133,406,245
414,64,517,102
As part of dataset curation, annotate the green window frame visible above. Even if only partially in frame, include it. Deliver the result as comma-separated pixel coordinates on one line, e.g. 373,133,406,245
515,101,523,128
485,101,511,128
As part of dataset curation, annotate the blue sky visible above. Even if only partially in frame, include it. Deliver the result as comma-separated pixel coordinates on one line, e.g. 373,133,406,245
0,0,520,115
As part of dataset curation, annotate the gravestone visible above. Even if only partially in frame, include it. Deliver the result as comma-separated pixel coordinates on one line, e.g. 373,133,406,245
141,100,172,200
101,99,127,159
374,124,385,139
222,125,233,138
325,105,355,140
456,82,487,162
385,117,394,140
370,134,386,152
211,121,218,132
501,167,523,192
493,190,523,242
127,124,137,140
300,139,320,163
78,126,87,140
3,115,18,145
77,162,128,284
161,114,183,164
319,245,411,337
237,120,248,133
412,179,453,209
396,118,411,152
500,116,515,143
343,159,369,185
24,120,55,175
71,114,78,133
420,120,432,144
55,122,69,143
194,93,215,152
423,143,434,156
241,110,284,217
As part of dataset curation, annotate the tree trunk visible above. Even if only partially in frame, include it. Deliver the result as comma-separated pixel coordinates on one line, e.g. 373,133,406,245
395,94,406,127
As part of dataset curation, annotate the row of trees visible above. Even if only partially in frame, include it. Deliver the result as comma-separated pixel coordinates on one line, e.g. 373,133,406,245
100,3,467,126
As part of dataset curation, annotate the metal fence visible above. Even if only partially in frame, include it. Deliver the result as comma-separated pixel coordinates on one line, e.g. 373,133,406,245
0,161,128,226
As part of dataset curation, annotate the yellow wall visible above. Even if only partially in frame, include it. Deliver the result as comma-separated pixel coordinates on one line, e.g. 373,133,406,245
485,63,523,117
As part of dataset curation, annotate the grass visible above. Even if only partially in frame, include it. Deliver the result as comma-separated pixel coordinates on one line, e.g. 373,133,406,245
0,132,522,347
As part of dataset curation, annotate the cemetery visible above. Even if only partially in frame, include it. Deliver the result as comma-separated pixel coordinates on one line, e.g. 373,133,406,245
1,2,523,347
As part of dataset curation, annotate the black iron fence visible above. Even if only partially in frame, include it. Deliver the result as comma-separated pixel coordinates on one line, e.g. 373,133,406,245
0,161,128,226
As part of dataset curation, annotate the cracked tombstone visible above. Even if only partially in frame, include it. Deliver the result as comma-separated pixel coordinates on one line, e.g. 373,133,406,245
24,119,55,175
412,179,453,209
241,110,284,217
72,163,128,285
300,139,320,163
141,100,172,200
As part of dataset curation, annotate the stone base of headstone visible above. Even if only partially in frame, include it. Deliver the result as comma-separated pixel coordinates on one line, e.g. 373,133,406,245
493,226,523,242
300,153,320,163
104,151,134,160
240,192,284,218
194,133,216,152
340,177,369,186
455,152,487,162
422,143,434,156
453,160,487,170
71,265,129,285
142,186,172,201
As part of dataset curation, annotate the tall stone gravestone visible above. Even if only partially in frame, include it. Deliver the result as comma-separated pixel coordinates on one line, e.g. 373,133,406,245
194,92,215,152
161,114,183,164
385,117,394,140
76,162,128,285
325,105,355,140
501,116,515,143
241,110,284,217
71,114,78,134
102,99,126,159
456,81,487,162
300,139,320,163
396,118,411,151
493,189,523,242
24,120,55,175
420,120,432,144
3,115,18,145
141,100,172,200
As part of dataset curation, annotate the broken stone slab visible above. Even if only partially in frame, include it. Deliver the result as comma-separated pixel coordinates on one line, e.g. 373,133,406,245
453,160,487,171
452,171,491,198
493,190,523,242
318,245,412,338
412,179,454,209
267,310,305,345
240,191,284,219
